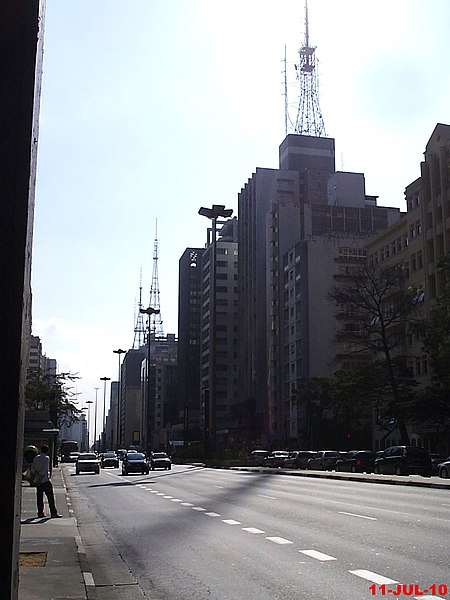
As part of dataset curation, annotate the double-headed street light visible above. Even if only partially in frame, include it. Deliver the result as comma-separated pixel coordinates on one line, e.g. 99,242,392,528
113,348,126,450
198,204,233,456
139,306,160,452
100,376,111,452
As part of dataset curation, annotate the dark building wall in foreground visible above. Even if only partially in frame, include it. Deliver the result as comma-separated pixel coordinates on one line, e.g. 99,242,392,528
0,2,45,598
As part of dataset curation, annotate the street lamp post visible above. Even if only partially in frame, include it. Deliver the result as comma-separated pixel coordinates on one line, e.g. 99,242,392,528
85,400,93,450
139,306,160,453
93,387,99,452
198,204,233,457
113,348,126,450
100,376,111,452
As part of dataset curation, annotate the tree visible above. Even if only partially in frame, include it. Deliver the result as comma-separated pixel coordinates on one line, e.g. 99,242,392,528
328,261,418,445
25,369,82,428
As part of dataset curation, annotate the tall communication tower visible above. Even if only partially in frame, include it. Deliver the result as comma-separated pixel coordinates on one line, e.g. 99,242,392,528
133,270,146,349
148,222,164,338
286,0,326,137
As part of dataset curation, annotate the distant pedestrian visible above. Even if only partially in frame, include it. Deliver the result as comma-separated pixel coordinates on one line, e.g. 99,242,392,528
31,444,62,518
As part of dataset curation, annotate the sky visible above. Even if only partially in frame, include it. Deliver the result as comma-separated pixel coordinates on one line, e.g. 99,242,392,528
32,0,450,436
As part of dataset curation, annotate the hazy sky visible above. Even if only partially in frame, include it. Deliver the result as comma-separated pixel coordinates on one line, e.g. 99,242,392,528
32,0,450,434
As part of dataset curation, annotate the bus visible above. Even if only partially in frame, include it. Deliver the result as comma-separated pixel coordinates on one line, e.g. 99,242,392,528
60,440,79,462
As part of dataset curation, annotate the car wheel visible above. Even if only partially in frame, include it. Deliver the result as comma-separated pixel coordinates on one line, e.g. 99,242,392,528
374,465,380,474
351,465,356,473
395,466,402,476
440,467,449,479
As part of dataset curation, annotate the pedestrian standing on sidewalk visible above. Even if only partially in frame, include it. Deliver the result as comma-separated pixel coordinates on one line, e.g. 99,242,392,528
31,444,62,518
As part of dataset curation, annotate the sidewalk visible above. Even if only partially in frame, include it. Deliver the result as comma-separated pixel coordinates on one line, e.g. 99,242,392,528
19,466,87,600
19,465,148,600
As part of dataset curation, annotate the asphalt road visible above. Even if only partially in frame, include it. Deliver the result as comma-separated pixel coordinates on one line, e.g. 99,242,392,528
67,464,449,600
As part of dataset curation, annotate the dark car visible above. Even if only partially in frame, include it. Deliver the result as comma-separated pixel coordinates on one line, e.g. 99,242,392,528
307,450,340,471
75,453,100,475
122,452,150,475
283,450,317,469
374,445,432,477
430,453,445,475
101,451,119,469
437,456,450,478
263,451,289,468
150,452,172,470
335,450,376,473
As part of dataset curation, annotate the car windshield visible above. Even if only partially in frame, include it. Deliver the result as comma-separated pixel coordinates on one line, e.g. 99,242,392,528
104,453,116,458
153,453,168,458
128,453,145,460
79,454,97,460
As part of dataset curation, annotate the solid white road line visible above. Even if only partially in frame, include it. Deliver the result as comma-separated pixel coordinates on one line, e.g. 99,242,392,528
257,494,277,499
299,549,336,561
349,569,398,585
242,527,265,534
266,537,293,545
338,511,377,521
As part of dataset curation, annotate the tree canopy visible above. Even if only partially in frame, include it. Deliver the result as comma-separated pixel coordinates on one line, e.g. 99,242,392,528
25,369,82,427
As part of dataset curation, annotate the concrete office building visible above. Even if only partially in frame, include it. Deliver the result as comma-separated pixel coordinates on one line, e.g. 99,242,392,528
200,218,239,449
366,123,450,453
176,247,205,443
237,134,402,447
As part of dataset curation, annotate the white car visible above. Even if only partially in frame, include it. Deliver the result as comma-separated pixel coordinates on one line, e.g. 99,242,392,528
75,452,100,475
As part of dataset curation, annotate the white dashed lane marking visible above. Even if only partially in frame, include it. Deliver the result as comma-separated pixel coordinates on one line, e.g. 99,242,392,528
350,569,398,585
299,549,336,561
242,527,265,534
191,506,206,511
266,537,293,545
257,494,277,500
222,519,241,525
204,512,221,517
338,511,377,521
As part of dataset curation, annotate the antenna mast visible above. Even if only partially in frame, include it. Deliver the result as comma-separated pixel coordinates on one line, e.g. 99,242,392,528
148,221,164,337
294,0,326,136
133,270,146,349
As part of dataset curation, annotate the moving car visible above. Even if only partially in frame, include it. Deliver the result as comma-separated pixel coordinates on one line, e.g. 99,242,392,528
122,452,150,475
374,445,432,477
75,453,100,475
101,451,119,469
150,452,172,470
263,451,289,468
430,454,445,475
335,450,376,473
307,450,340,471
437,456,450,478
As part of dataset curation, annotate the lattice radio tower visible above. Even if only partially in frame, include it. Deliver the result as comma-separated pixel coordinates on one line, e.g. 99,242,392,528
148,221,164,338
133,269,146,349
285,0,326,137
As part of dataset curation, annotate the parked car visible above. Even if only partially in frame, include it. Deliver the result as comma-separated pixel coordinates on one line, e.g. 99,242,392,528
250,450,270,466
283,450,317,469
437,456,450,478
374,445,432,477
307,450,340,471
263,451,289,468
101,451,119,469
122,452,150,475
430,453,445,475
149,452,172,471
75,453,100,475
335,450,376,473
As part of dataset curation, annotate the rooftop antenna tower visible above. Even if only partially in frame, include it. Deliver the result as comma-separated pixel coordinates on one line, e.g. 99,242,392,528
148,220,164,338
290,0,326,137
133,269,146,349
